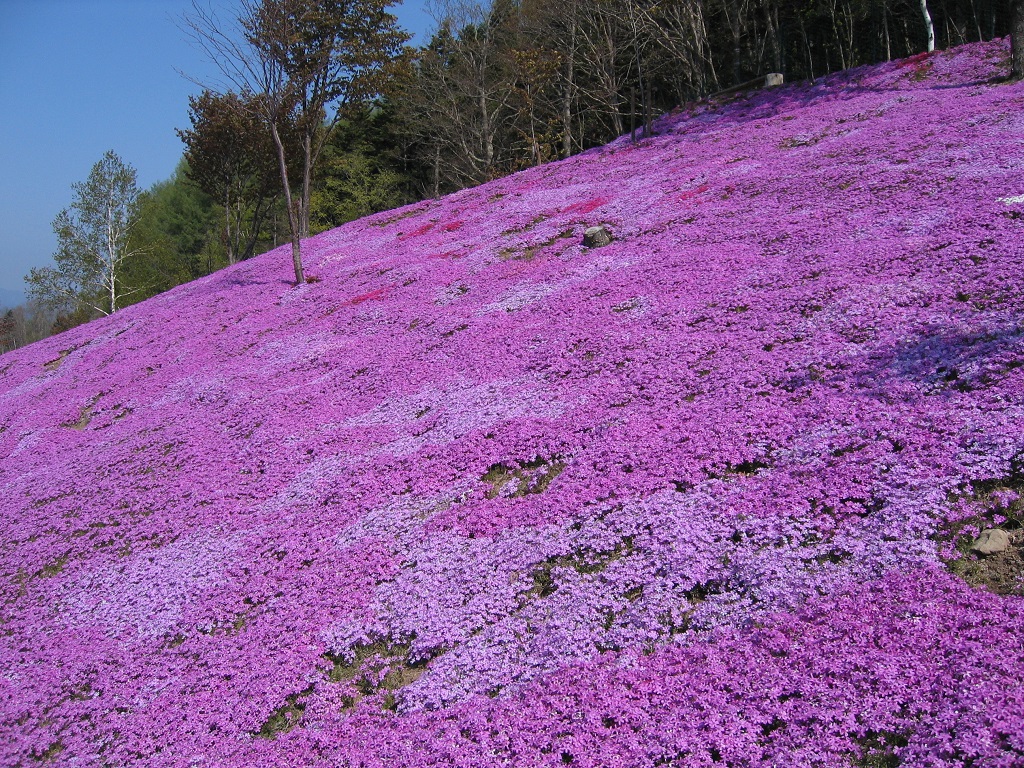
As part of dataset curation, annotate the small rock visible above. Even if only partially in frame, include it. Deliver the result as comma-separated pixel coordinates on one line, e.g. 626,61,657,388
971,528,1010,556
764,73,784,87
583,225,612,248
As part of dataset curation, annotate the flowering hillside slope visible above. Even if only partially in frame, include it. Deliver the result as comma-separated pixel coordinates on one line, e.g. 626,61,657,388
4,40,1024,767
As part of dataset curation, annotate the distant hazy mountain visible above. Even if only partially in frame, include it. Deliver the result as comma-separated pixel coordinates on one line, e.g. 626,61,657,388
0,287,25,310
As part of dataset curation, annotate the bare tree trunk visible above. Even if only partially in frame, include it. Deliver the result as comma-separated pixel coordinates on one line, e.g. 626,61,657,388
1013,0,1024,79
920,0,936,52
799,14,814,79
300,133,313,238
968,0,982,40
433,145,441,199
610,94,624,136
629,85,636,143
479,88,494,174
562,11,577,159
700,5,720,91
644,79,652,138
830,1,848,70
224,188,235,265
270,121,304,284
600,16,625,137
105,198,120,313
625,0,652,139
882,1,892,60
764,2,781,73
842,0,856,65
728,0,743,84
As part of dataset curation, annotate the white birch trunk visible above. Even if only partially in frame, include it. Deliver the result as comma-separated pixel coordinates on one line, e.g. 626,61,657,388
921,0,935,52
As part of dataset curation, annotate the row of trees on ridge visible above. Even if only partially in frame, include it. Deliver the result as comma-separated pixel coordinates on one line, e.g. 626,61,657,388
5,0,1021,350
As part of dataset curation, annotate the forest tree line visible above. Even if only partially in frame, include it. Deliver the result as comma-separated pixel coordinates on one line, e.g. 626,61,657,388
4,0,1020,351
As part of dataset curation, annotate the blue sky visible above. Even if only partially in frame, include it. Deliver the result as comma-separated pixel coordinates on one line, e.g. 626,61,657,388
0,0,435,306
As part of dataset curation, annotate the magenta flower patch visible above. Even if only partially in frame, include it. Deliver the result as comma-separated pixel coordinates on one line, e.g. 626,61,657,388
1,40,1023,767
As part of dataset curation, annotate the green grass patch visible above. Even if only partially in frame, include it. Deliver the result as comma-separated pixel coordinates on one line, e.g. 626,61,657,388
501,214,549,237
30,740,65,762
323,638,438,712
482,457,565,499
525,537,635,599
37,554,68,579
498,226,576,261
256,687,314,739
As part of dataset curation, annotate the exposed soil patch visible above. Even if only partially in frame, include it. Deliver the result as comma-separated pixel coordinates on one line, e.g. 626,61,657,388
942,466,1024,595
44,346,78,372
62,405,94,430
950,531,1024,595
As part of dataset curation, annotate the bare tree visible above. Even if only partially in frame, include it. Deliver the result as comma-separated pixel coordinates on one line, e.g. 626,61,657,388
392,0,1022,197
400,1,519,191
509,47,563,165
650,0,719,98
547,0,582,157
574,0,629,136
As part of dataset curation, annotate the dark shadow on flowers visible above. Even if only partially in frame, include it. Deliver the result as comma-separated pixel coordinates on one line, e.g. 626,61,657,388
851,319,1024,398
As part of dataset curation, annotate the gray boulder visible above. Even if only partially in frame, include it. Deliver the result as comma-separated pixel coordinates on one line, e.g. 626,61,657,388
583,225,613,248
971,528,1010,556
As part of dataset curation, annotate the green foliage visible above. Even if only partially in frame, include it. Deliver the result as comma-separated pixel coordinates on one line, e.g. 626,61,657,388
188,0,411,282
178,90,287,263
24,154,223,340
310,151,406,231
130,161,222,298
309,105,415,232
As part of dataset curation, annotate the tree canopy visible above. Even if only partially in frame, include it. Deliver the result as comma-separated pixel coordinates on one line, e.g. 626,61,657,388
186,0,409,283
10,0,1019,350
27,151,145,318
178,90,287,264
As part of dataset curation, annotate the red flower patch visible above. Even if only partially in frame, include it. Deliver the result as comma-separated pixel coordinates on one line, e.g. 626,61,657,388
564,197,610,215
399,222,435,240
441,220,465,232
347,287,390,306
899,51,932,68
678,184,710,202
